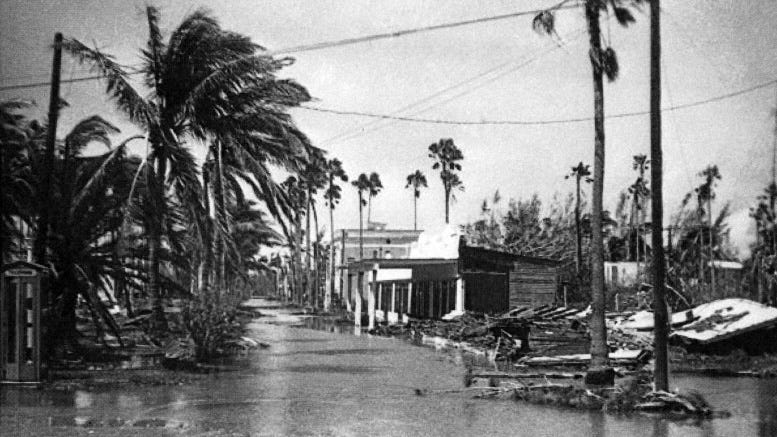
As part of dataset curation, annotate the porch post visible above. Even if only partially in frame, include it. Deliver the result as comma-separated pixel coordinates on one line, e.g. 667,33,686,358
407,282,413,315
368,265,377,330
455,276,465,312
354,271,362,327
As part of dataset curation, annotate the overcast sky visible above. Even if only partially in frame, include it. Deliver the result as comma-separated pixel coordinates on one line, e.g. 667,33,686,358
2,0,775,258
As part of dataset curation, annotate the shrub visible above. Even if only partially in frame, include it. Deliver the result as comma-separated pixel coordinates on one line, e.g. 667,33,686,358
181,292,243,361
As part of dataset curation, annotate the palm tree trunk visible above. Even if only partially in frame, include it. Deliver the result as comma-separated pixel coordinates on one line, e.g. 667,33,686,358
312,201,320,309
708,197,715,299
149,155,168,332
201,177,213,293
295,214,304,305
414,191,418,231
305,193,312,306
359,193,364,259
585,0,609,377
327,202,335,311
367,195,372,225
444,188,450,224
214,140,226,297
575,176,582,276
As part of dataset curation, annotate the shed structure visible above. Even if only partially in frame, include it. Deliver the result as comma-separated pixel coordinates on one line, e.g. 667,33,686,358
344,237,561,325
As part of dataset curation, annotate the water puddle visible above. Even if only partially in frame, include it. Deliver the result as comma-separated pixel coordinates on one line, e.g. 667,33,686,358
279,364,381,374
275,348,392,356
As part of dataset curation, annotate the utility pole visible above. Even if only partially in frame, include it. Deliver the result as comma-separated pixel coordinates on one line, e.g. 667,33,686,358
650,0,669,393
33,32,63,265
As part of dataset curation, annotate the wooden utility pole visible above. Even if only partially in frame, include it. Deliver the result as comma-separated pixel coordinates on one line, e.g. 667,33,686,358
650,0,669,393
33,32,63,265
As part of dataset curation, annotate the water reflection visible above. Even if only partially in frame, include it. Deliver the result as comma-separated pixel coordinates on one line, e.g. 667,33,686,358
651,417,668,437
5,305,777,437
73,390,92,409
757,378,777,437
589,410,606,437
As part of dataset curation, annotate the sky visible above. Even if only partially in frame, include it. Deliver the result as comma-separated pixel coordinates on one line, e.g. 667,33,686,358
2,0,776,259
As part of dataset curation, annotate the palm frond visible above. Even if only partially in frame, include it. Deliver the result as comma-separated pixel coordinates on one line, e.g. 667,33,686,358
62,38,154,127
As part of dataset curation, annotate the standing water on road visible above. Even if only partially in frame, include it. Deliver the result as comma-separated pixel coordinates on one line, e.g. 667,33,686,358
2,298,776,436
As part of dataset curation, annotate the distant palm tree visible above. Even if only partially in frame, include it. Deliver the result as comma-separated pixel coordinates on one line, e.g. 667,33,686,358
324,159,348,310
64,6,313,328
628,155,650,272
566,162,592,277
533,0,644,380
299,155,327,306
405,170,428,231
352,174,370,259
428,138,464,224
695,165,721,296
367,172,383,225
281,176,307,304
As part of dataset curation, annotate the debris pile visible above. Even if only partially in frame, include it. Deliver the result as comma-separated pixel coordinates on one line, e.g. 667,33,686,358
634,390,713,416
372,305,598,360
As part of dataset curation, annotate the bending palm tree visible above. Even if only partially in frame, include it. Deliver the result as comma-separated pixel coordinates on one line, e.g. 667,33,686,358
65,6,313,328
405,170,428,231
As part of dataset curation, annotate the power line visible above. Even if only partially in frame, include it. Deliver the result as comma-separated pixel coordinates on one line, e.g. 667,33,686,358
326,28,586,146
0,2,576,93
277,1,576,55
0,74,103,91
299,78,777,126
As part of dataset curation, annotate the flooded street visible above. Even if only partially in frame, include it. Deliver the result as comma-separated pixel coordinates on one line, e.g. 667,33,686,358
2,298,777,436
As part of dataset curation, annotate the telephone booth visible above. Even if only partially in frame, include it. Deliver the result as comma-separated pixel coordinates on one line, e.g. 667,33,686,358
1,261,46,383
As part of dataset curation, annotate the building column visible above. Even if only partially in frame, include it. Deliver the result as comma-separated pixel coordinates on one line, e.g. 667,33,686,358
407,282,413,316
354,271,362,327
455,276,465,312
368,266,377,330
391,283,396,314
346,272,353,313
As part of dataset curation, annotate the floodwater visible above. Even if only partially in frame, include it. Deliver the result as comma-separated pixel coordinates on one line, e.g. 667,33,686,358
2,298,776,437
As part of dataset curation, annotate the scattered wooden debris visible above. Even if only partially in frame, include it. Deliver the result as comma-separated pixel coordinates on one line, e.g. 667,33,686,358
635,391,712,416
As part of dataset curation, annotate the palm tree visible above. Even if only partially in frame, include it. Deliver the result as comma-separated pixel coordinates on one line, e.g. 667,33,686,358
281,176,306,304
324,158,348,310
533,0,644,382
565,162,592,277
352,174,370,259
428,138,464,224
64,6,313,328
300,155,327,307
628,154,650,273
366,172,383,225
695,165,721,297
0,100,35,263
405,170,428,231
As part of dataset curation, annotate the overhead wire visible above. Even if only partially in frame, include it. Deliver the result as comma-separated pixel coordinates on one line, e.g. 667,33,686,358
300,78,777,126
272,1,575,55
326,28,587,146
0,1,578,92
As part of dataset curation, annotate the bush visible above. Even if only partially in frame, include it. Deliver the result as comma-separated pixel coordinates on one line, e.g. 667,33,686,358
181,292,243,361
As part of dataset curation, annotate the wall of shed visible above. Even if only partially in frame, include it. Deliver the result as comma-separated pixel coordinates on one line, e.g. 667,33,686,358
464,272,508,313
508,261,558,308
